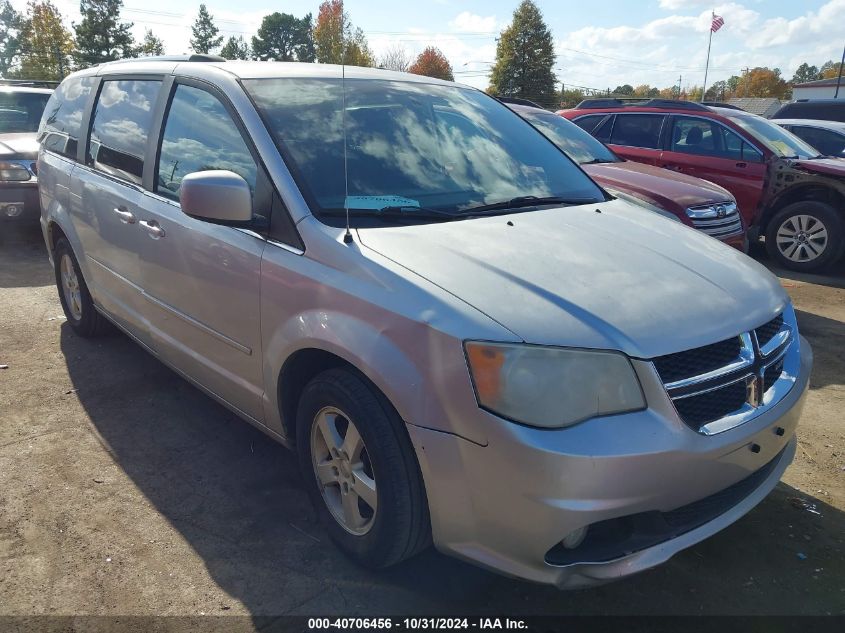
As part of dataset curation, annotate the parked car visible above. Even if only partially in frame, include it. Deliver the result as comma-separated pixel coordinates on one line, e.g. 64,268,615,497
39,59,811,589
508,103,746,250
775,119,845,158
772,99,845,124
560,99,845,271
1,83,53,221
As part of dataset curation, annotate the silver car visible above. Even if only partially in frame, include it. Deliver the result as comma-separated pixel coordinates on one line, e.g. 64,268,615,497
38,58,812,588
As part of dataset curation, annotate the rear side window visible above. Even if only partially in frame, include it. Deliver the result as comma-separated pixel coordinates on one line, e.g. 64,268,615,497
87,80,162,185
38,77,96,159
790,126,845,157
156,84,257,201
609,114,665,149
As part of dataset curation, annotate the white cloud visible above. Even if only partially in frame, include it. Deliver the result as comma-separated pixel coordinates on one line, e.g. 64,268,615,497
449,12,497,33
658,0,712,9
746,0,845,49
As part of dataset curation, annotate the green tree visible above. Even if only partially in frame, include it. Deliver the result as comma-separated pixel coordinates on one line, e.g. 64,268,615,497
704,80,727,100
612,84,634,96
74,0,134,67
790,62,819,84
0,0,23,77
190,4,223,54
220,35,250,60
489,0,557,108
138,28,164,56
15,1,74,80
408,46,453,81
559,87,585,108
313,0,373,67
251,12,314,61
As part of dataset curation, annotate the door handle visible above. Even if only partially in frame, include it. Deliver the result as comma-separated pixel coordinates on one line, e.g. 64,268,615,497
736,162,747,168
661,164,681,171
139,220,165,239
113,206,136,224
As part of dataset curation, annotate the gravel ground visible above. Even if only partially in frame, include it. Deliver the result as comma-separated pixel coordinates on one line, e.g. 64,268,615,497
1,222,843,622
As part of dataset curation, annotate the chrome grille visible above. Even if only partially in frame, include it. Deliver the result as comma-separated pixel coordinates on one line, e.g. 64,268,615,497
652,311,794,434
686,202,743,238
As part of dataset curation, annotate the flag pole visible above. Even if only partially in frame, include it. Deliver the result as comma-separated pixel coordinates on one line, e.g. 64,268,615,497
701,11,714,101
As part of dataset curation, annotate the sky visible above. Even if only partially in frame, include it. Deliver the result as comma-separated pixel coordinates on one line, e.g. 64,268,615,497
12,0,845,92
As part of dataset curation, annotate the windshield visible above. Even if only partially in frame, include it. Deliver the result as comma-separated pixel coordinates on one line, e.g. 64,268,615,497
727,112,821,159
244,78,604,224
0,91,51,133
516,108,619,164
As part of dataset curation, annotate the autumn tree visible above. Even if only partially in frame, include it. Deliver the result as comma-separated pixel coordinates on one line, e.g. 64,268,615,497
558,87,585,108
408,46,453,81
190,4,223,54
0,0,23,77
251,12,314,61
220,35,250,60
15,1,74,80
790,63,819,84
313,0,373,67
612,84,633,96
735,67,789,99
489,0,556,108
820,60,843,79
378,44,411,72
74,0,134,67
632,84,659,98
138,28,164,56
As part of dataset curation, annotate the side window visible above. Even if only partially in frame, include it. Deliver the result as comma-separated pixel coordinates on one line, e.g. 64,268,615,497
741,141,764,163
38,76,96,159
572,114,606,133
792,126,845,156
670,117,718,155
87,80,162,185
156,84,257,203
609,114,664,149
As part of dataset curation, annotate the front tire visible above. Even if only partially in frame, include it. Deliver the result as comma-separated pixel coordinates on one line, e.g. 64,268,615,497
765,201,843,272
54,237,108,337
296,368,430,568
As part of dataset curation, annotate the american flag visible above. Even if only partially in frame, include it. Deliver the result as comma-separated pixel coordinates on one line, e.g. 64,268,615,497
711,14,725,33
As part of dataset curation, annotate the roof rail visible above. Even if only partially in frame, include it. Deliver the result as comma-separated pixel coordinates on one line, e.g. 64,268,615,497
496,96,545,109
107,54,226,64
575,98,713,112
702,101,743,110
0,78,59,88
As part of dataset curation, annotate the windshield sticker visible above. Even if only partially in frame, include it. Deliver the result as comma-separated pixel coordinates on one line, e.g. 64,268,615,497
345,195,421,210
770,140,793,156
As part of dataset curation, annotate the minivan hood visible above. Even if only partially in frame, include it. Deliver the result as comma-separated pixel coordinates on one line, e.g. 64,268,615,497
357,199,787,359
0,133,39,159
583,161,733,212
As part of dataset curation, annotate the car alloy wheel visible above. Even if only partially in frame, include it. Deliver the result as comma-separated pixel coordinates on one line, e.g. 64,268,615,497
310,406,378,535
60,253,84,320
775,213,828,263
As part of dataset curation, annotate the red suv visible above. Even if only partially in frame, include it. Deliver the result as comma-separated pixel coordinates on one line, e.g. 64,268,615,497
559,99,845,272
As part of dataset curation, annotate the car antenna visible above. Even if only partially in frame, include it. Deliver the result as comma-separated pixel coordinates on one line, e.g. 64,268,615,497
341,19,353,245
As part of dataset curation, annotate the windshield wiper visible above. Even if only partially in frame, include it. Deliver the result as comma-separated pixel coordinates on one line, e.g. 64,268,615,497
460,195,597,215
321,206,460,220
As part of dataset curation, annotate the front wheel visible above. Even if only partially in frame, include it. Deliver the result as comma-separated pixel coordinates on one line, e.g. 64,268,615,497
295,368,430,568
765,201,843,272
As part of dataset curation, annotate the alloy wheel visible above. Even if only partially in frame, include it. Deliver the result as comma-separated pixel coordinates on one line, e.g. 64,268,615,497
60,254,83,320
310,406,377,535
776,214,828,263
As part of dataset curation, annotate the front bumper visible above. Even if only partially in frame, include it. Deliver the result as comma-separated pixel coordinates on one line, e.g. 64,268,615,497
0,182,40,221
408,335,811,588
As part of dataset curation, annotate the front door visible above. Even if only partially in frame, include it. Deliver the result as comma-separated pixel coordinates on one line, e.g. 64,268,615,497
137,81,267,421
659,116,767,226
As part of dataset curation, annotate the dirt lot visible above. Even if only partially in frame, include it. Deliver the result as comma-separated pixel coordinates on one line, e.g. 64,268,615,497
1,222,843,620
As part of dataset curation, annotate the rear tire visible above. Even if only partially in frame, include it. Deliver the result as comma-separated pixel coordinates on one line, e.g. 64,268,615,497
765,201,843,272
54,238,108,337
295,368,430,568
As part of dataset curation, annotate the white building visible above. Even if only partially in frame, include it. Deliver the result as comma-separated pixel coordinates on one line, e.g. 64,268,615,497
792,78,845,100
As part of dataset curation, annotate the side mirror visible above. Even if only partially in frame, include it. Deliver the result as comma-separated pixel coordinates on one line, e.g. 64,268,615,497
179,170,252,223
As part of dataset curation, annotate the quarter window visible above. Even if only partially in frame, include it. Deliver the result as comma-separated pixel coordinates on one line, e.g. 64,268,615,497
156,84,257,202
38,76,96,159
87,80,162,185
609,114,665,149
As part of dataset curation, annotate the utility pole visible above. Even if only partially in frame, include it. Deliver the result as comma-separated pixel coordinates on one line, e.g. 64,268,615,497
742,67,750,97
676,74,682,99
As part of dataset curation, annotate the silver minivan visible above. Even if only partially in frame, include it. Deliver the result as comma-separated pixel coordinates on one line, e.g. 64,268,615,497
38,57,812,588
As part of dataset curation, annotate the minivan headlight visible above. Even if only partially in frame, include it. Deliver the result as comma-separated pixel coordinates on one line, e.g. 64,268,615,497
464,342,645,428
